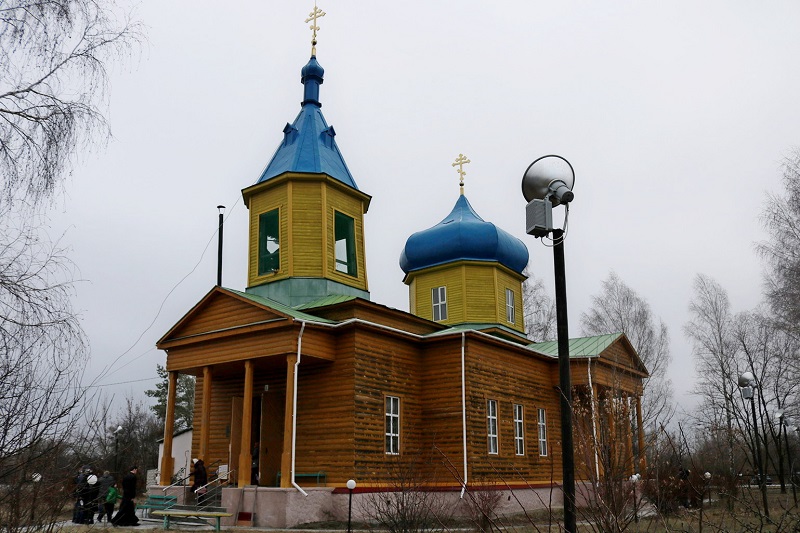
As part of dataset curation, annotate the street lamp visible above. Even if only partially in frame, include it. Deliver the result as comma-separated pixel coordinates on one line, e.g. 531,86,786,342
31,472,41,522
522,155,576,533
776,410,797,504
114,425,123,474
738,372,769,519
346,479,356,533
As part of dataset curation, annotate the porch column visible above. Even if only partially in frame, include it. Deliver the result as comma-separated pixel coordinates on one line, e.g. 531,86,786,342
636,395,647,473
159,371,178,485
624,395,634,475
199,366,212,461
280,354,297,488
237,360,254,488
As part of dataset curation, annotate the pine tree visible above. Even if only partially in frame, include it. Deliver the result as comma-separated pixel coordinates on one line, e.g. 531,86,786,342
145,365,195,430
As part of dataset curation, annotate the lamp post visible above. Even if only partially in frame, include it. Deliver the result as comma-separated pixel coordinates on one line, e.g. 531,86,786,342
31,472,41,522
522,155,576,533
113,425,123,474
776,411,798,505
738,372,769,519
346,479,356,533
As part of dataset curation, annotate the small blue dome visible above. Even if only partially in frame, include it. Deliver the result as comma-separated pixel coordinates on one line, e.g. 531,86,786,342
301,56,324,80
400,195,529,274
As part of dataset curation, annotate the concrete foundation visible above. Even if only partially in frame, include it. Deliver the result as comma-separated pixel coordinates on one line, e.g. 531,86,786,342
153,484,566,528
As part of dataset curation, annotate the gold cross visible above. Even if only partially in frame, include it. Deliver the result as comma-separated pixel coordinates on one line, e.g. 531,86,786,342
452,153,471,195
305,3,326,56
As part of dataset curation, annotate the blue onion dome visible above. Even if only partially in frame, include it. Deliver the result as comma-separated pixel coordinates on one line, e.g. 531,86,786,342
400,195,529,274
301,56,324,106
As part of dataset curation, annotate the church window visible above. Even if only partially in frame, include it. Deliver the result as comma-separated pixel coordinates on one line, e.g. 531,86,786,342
432,286,447,321
385,396,400,455
506,288,515,323
487,399,498,455
258,209,280,275
513,404,525,456
335,211,357,276
538,408,548,456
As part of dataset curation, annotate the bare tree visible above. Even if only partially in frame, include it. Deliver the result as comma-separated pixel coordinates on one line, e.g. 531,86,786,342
0,0,142,203
685,273,744,505
0,207,88,464
0,1,141,527
758,148,800,333
580,271,674,427
522,267,556,342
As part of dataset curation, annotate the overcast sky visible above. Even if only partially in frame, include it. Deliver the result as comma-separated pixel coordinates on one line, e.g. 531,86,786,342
51,1,800,416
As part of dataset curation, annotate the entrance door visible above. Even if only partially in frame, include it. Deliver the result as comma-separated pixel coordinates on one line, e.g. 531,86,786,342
260,391,285,486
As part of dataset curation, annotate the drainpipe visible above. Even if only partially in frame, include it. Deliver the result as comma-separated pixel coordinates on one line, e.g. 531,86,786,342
460,332,468,498
291,321,308,496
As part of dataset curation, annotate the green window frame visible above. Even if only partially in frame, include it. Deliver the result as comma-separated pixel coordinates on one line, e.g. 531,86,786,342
258,209,280,275
334,211,357,276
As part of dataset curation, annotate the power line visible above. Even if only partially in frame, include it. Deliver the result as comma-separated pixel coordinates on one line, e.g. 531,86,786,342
92,193,243,386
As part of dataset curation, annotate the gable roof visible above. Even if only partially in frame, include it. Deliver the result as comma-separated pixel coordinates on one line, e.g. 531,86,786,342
528,332,623,357
156,286,334,347
528,332,649,375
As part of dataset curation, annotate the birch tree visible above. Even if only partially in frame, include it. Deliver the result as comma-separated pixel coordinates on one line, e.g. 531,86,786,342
581,271,674,426
758,148,800,333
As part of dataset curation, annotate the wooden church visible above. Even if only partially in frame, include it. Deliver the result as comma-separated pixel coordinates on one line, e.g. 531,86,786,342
155,11,648,527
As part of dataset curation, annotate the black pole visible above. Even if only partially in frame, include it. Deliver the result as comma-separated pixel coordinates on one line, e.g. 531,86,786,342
114,435,119,475
347,488,353,533
783,422,797,505
217,206,225,287
552,228,576,533
750,395,769,519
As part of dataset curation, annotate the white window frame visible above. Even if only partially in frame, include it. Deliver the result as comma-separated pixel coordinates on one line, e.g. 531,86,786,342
385,396,400,455
432,286,448,321
506,288,515,323
513,404,525,456
487,399,499,455
538,408,548,457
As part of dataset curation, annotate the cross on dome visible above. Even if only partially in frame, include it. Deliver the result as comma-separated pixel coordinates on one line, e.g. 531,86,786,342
306,3,326,56
452,153,471,195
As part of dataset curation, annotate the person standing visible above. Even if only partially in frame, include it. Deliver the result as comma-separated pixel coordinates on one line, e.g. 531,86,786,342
81,472,99,524
190,459,208,506
96,470,115,523
112,465,140,526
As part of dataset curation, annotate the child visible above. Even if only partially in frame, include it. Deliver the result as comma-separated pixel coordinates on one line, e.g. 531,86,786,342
102,481,121,524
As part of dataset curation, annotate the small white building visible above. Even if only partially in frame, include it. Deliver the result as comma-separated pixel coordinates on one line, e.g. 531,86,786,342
156,427,193,484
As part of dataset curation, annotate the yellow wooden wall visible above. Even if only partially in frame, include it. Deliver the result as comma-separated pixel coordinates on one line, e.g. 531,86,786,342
406,262,525,333
245,175,369,292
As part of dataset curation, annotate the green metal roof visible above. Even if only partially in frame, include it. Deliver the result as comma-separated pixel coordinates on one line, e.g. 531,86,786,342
227,288,335,324
296,294,357,310
425,323,527,340
527,332,623,358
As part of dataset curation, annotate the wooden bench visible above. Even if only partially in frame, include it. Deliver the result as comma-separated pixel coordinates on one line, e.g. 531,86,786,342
275,471,326,486
152,509,233,531
137,494,177,517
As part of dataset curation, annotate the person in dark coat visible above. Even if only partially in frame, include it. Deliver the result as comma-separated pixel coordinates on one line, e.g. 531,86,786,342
72,467,88,523
81,472,100,524
96,470,115,523
190,459,208,506
111,466,140,526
